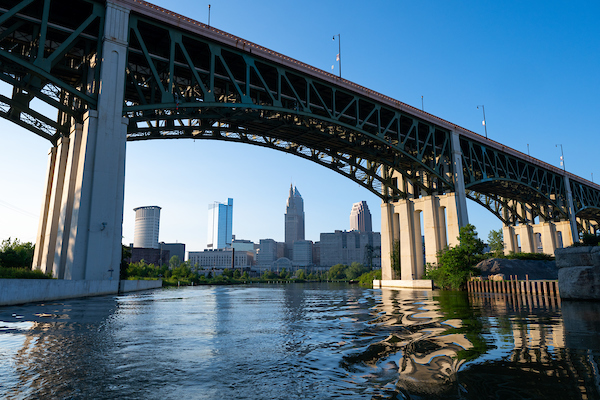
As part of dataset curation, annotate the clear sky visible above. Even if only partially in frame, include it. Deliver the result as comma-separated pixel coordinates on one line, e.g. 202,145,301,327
0,0,598,254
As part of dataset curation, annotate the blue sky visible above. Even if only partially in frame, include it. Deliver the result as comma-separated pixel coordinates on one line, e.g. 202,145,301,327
0,0,598,253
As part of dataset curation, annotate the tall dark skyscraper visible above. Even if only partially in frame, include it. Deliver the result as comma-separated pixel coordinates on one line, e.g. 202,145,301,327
285,184,305,247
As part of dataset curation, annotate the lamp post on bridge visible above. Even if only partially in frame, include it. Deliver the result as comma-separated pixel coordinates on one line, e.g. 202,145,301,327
556,144,566,172
333,34,341,78
477,105,487,138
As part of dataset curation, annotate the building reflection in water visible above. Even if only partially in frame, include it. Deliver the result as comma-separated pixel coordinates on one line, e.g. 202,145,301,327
344,288,600,399
0,296,119,399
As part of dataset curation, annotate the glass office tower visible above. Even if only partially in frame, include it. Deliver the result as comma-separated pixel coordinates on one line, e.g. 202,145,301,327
207,198,233,249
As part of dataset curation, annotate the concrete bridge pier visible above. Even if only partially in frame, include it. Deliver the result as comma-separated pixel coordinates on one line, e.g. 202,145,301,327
32,2,130,280
380,131,469,285
380,193,462,281
502,220,573,256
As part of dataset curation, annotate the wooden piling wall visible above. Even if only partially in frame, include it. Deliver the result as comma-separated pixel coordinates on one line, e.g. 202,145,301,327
467,277,559,297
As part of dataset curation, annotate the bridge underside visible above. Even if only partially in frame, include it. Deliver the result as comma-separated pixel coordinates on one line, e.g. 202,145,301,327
0,0,599,281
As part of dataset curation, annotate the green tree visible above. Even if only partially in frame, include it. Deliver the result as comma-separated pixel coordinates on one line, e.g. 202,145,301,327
296,269,306,279
358,269,382,287
328,264,348,280
242,271,249,280
0,238,35,269
262,270,276,279
346,262,368,280
233,269,241,279
222,268,233,278
120,245,131,280
169,255,181,269
425,224,485,290
487,229,504,257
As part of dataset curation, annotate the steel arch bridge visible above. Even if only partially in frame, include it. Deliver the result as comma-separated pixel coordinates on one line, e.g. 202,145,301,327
0,0,599,265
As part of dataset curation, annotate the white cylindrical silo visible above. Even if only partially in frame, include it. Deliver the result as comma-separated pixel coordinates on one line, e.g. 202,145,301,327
133,206,161,249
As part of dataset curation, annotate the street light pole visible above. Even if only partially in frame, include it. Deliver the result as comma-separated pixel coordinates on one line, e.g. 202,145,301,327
556,144,566,172
333,34,341,77
477,105,487,138
208,4,211,26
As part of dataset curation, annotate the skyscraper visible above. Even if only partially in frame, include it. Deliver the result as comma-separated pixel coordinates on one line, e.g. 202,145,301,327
285,185,305,246
350,201,372,233
207,198,233,249
133,206,161,249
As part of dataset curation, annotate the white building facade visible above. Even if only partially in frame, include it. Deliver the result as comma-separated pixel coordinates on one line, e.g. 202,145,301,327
133,206,161,249
188,248,253,269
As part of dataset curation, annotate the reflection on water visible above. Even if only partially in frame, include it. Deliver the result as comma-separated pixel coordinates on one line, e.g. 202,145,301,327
0,284,599,399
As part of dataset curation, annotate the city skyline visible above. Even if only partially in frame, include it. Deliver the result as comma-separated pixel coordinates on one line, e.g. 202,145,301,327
1,0,598,253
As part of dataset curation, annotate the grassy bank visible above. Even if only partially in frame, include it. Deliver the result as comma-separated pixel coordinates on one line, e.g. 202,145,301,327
0,267,52,279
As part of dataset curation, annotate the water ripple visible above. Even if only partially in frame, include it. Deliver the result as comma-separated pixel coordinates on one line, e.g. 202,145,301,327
1,285,599,399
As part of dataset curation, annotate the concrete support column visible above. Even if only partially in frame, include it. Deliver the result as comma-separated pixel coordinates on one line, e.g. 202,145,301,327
380,202,395,280
540,222,557,256
503,225,516,255
515,224,534,253
53,122,85,278
564,176,579,242
33,146,58,273
31,2,130,280
555,220,574,248
70,2,129,280
439,193,461,248
398,199,418,280
413,207,425,279
419,196,443,267
450,131,469,228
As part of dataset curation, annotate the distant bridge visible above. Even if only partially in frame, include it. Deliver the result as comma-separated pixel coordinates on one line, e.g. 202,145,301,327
0,0,598,281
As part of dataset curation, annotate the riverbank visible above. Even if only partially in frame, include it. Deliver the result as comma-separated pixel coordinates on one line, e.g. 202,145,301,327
0,279,163,306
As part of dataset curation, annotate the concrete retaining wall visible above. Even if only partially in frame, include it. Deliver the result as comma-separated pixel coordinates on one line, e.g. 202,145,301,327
119,279,163,292
373,279,434,289
0,279,163,306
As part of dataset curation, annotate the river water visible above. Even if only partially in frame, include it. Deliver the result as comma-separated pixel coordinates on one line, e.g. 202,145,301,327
1,283,599,399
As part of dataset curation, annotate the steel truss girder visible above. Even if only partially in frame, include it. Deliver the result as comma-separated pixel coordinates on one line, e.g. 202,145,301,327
130,123,387,199
467,190,565,225
461,136,572,216
461,134,600,228
123,14,455,200
0,0,103,143
570,179,600,223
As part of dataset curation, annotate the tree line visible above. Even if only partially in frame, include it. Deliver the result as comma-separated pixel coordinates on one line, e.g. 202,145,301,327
123,256,381,287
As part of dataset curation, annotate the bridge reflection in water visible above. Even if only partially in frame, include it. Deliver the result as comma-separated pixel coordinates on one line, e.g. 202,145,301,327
1,286,599,399
344,289,600,399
